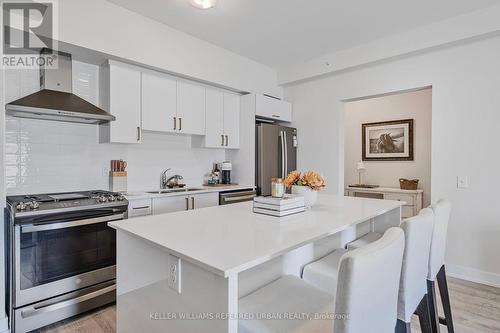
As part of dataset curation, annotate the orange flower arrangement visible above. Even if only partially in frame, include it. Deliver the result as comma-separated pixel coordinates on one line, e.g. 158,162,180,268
283,170,301,188
283,170,325,191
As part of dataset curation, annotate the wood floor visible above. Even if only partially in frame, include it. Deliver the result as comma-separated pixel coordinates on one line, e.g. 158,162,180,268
34,277,500,333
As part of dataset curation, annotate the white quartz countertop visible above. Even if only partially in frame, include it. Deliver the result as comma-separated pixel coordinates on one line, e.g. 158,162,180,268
123,184,255,200
109,195,401,277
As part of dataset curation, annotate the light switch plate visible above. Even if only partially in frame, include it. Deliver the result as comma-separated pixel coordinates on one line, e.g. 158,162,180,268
457,176,469,189
167,254,181,293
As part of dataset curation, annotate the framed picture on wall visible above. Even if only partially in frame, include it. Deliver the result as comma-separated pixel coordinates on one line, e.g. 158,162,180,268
362,119,414,161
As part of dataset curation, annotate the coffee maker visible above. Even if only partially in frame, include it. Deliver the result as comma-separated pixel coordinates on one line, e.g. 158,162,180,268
221,162,232,184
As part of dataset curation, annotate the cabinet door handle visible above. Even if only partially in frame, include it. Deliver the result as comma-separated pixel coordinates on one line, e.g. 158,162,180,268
185,197,189,210
225,135,229,146
221,134,224,146
191,197,195,210
179,118,182,131
173,116,177,130
137,126,141,142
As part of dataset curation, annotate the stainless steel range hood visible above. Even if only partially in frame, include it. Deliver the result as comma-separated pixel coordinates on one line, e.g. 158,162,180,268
5,51,115,124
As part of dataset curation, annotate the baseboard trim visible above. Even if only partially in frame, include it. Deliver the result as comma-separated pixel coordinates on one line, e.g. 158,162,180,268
446,264,500,288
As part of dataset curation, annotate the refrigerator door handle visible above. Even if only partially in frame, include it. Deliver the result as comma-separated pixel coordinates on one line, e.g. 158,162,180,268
280,131,286,178
284,131,288,176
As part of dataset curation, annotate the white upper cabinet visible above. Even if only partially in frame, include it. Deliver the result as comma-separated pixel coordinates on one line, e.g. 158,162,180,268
100,60,240,145
177,81,206,135
223,93,240,149
142,71,177,133
203,88,240,149
205,88,224,147
255,94,292,122
100,61,142,144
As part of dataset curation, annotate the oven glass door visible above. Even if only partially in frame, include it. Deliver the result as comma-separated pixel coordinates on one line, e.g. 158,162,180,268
17,214,119,291
20,223,115,290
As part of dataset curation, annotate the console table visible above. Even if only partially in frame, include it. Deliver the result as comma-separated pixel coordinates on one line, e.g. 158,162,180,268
345,186,423,218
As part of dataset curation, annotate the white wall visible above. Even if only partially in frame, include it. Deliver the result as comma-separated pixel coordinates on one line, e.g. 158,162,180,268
285,35,500,287
344,88,432,206
57,0,281,97
278,4,500,84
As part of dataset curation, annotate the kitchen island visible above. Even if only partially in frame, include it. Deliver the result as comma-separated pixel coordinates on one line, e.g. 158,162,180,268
109,195,402,333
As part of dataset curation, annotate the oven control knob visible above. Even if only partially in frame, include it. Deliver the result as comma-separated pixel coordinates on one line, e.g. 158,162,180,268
98,195,108,203
117,195,125,201
16,202,27,210
29,201,40,209
108,195,116,202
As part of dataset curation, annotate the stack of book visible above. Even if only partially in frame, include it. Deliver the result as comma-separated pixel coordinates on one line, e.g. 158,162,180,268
253,195,306,217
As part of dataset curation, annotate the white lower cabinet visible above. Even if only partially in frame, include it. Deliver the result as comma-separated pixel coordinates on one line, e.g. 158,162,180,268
151,192,219,215
191,192,219,209
128,199,152,218
152,196,189,215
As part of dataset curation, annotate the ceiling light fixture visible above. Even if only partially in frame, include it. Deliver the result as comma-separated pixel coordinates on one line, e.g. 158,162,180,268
189,0,217,9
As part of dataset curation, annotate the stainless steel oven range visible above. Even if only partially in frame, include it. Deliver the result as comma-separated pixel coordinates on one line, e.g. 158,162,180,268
5,190,128,333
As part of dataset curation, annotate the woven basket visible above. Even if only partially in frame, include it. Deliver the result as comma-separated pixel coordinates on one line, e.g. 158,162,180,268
399,178,419,190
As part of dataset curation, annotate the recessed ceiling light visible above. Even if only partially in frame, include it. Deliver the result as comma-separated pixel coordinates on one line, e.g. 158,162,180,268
189,0,217,9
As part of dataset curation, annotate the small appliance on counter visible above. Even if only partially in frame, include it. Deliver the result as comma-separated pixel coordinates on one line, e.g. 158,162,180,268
205,162,238,186
110,159,128,192
221,161,232,184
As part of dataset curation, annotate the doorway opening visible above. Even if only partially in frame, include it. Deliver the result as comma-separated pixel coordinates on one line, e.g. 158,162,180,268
342,87,432,216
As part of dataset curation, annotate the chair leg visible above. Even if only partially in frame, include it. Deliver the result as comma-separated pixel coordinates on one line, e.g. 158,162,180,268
437,265,455,333
416,294,433,333
395,319,411,333
427,279,440,333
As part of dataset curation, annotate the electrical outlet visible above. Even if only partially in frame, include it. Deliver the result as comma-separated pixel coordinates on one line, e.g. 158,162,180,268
457,176,469,189
167,254,181,293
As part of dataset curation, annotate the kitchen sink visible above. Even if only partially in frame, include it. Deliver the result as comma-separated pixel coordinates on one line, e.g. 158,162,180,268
146,188,204,194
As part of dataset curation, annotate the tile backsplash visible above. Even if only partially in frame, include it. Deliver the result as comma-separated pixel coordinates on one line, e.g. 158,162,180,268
5,117,225,194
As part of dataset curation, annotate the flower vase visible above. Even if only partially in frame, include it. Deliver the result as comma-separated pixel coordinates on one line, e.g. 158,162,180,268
291,185,318,208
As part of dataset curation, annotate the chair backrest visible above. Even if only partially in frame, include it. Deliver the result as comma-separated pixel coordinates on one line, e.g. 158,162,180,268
428,199,452,280
397,208,434,322
334,227,405,333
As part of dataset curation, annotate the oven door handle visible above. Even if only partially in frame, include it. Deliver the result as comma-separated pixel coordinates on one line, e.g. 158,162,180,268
20,284,116,319
21,213,125,233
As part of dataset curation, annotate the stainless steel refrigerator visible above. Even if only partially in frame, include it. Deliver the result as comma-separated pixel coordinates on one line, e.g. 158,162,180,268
256,123,297,196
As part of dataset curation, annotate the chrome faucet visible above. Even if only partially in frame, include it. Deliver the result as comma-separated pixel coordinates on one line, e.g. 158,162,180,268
160,168,171,189
160,169,184,189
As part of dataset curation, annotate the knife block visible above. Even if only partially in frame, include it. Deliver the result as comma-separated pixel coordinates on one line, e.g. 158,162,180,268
110,171,127,193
